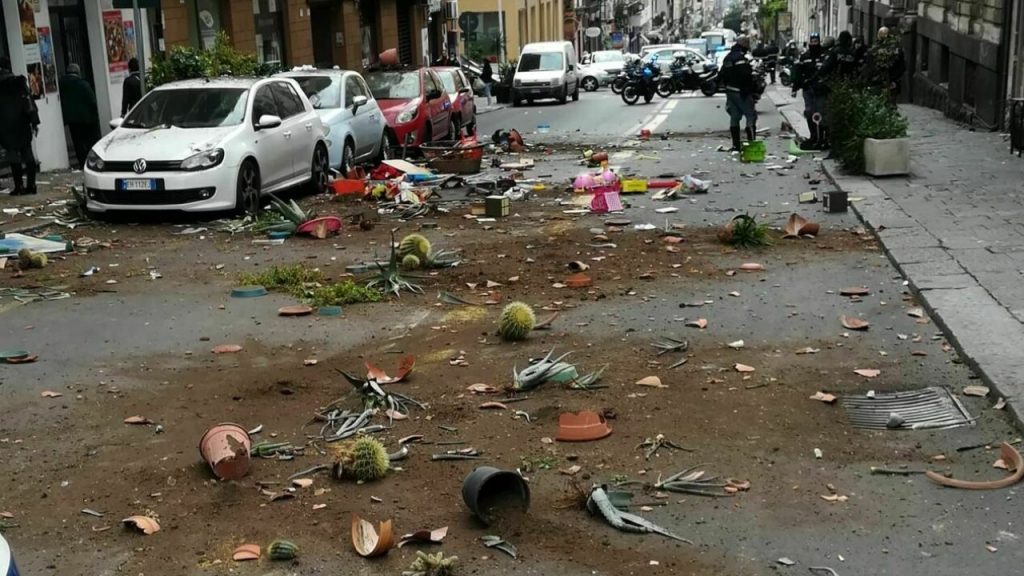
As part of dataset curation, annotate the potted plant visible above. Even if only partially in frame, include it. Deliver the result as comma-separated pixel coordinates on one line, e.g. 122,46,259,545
830,82,909,175
494,59,517,105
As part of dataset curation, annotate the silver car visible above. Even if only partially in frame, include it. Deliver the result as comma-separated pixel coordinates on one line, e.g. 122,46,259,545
278,68,389,174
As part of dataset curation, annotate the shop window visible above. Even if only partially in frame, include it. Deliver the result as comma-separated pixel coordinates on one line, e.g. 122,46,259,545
254,0,286,66
195,0,223,50
919,36,928,72
964,61,976,107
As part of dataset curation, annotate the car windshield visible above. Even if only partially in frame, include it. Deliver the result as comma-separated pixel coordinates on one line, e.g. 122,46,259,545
592,51,623,63
122,88,249,129
365,71,421,100
704,35,725,48
290,75,341,109
438,71,457,94
519,52,564,72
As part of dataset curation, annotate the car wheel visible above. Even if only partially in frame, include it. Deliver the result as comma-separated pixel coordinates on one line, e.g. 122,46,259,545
308,144,329,194
559,85,568,104
572,84,580,101
449,119,460,140
377,131,394,163
340,140,355,176
235,160,261,216
582,76,598,92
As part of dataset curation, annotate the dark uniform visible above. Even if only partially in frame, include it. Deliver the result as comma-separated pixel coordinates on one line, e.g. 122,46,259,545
0,58,40,195
821,31,860,81
721,38,757,152
791,33,827,149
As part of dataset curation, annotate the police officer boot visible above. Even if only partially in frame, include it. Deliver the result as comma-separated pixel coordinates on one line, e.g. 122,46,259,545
819,127,830,150
746,124,756,142
9,163,25,196
729,126,742,152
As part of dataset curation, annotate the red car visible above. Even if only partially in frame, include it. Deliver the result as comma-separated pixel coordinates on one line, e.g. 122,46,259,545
365,67,454,147
432,66,477,136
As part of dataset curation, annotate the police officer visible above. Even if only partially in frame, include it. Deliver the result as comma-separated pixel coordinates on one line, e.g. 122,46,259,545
791,32,827,150
721,36,757,152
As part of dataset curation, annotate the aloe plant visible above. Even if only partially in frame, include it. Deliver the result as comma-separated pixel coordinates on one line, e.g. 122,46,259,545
366,230,428,297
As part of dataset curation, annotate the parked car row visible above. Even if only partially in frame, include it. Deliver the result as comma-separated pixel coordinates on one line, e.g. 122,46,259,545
83,65,478,214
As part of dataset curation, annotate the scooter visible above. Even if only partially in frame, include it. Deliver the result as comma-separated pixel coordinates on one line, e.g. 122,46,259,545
779,55,793,87
656,57,719,98
621,60,661,105
611,59,642,95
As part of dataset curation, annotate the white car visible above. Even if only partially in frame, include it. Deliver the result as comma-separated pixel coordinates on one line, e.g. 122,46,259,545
642,46,708,74
277,68,389,173
578,50,625,91
84,77,328,214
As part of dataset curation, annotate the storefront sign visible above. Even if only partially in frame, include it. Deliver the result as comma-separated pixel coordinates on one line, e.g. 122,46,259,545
428,0,442,13
38,26,57,94
103,11,129,79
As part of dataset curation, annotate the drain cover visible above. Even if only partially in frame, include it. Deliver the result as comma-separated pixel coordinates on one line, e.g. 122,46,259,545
841,387,973,430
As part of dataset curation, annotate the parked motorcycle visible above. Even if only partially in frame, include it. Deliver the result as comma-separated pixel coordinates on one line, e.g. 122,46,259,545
750,58,769,103
611,59,642,95
656,55,719,98
778,55,793,87
621,60,662,105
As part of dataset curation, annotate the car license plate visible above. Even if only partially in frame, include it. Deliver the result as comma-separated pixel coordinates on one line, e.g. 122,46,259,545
121,179,155,191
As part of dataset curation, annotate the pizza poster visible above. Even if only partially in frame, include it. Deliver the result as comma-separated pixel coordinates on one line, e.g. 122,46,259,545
103,11,128,78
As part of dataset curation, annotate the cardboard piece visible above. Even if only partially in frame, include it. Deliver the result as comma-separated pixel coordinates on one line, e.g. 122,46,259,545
382,159,432,176
0,233,68,255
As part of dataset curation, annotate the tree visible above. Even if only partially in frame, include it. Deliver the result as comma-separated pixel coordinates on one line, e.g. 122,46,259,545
722,4,743,34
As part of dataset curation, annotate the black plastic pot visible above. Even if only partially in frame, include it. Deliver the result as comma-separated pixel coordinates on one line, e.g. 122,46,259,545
462,466,530,525
494,84,512,104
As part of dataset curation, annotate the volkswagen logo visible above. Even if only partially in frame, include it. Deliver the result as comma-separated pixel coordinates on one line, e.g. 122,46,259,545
133,158,147,174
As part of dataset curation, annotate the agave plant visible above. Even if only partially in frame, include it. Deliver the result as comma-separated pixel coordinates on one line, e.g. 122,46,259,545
366,230,429,297
255,194,316,234
338,369,425,418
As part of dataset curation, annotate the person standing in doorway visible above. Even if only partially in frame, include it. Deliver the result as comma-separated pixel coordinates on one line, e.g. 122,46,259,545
480,58,495,106
59,63,100,169
121,58,143,117
0,57,40,195
720,36,757,152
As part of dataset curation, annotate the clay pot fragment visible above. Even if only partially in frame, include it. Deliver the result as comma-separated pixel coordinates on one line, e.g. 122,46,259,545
351,513,394,557
365,355,416,384
199,423,252,480
398,526,448,548
927,442,1024,490
122,515,160,535
841,315,870,330
782,213,820,238
232,544,261,561
556,411,613,442
212,344,243,354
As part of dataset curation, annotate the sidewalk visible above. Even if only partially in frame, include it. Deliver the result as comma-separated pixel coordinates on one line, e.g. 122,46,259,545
767,85,1024,426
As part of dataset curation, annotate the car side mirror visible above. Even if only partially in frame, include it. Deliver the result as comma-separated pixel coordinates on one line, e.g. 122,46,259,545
109,118,123,129
256,114,282,130
351,94,367,113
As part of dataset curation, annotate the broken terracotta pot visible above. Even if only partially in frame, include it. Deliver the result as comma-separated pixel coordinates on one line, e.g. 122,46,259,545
739,263,765,272
853,368,880,378
199,423,252,481
365,355,416,384
556,411,613,442
534,311,560,330
734,363,756,373
212,344,243,354
636,376,666,388
565,273,593,289
466,383,499,394
232,543,261,561
398,526,449,548
122,515,160,535
840,315,870,330
840,286,870,296
351,513,394,557
278,305,314,317
479,401,508,410
297,216,343,239
927,442,1024,490
782,213,820,238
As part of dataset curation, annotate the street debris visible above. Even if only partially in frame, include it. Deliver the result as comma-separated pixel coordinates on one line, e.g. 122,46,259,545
728,339,745,349
123,416,152,425
232,543,261,561
839,286,870,296
796,347,820,354
122,515,160,535
339,370,425,417
777,557,796,566
636,376,666,388
587,485,691,543
557,411,613,442
927,442,1024,490
808,567,840,576
718,214,770,247
840,315,870,330
734,363,755,373
403,551,458,575
853,369,880,378
268,539,299,560
366,355,416,384
398,526,449,548
351,513,394,557
841,387,973,430
963,385,990,397
650,465,750,497
481,535,519,558
652,336,688,355
40,390,62,398
462,467,530,524
212,344,243,354
686,318,708,329
637,434,693,458
810,392,837,404
199,423,252,480
782,213,820,238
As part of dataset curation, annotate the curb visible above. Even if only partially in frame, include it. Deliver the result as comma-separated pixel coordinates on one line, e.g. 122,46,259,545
821,161,1024,430
477,104,506,116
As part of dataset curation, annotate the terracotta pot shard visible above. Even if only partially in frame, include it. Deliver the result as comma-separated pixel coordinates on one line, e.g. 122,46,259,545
840,286,870,296
199,423,252,481
734,363,756,373
232,543,261,561
853,368,880,378
840,315,870,330
556,410,612,442
351,513,394,557
927,442,1024,490
212,344,243,354
365,355,416,384
739,262,765,271
278,304,314,316
122,515,160,535
479,401,509,410
783,213,820,238
398,526,449,547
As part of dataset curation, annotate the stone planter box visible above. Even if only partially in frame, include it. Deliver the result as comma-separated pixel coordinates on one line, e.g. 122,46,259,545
864,137,910,176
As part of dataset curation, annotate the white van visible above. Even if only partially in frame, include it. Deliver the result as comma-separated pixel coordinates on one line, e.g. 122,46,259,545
512,41,579,106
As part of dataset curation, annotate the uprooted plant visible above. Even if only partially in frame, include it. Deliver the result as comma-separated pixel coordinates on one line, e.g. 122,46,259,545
366,230,430,296
338,369,425,418
586,485,691,543
257,194,316,234
332,436,391,483
718,213,771,247
403,551,459,576
511,349,606,391
239,265,382,306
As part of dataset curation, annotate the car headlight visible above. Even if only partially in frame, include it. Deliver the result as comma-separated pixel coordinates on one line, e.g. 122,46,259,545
514,79,522,87
85,150,104,171
397,98,421,123
180,148,225,171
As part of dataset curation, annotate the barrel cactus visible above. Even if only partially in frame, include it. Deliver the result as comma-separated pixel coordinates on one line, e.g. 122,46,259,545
398,234,432,261
268,539,298,560
401,254,421,270
498,302,536,341
349,437,389,482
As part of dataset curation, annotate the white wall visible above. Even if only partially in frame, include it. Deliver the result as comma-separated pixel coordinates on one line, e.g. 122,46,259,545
3,0,70,171
86,2,152,134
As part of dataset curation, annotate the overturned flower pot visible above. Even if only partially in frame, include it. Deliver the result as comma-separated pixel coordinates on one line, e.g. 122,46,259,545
199,423,252,480
462,467,530,525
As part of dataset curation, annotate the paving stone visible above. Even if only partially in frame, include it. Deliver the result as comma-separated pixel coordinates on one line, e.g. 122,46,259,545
911,274,977,290
902,260,967,278
887,246,953,265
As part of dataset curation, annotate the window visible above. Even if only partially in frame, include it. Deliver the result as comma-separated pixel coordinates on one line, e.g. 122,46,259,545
592,51,624,63
195,0,224,50
426,70,442,95
292,75,342,109
365,71,422,100
939,45,950,83
964,61,976,107
438,70,460,94
344,76,364,108
519,52,564,72
122,88,249,129
271,82,305,118
252,85,279,124
919,36,929,73
254,0,285,65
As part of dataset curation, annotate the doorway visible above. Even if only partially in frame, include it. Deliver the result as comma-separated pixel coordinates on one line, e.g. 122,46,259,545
49,0,97,167
310,3,336,68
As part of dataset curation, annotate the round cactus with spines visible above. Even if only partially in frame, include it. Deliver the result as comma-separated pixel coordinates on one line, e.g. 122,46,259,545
268,539,298,560
349,437,389,482
399,234,432,261
498,301,536,341
401,254,421,270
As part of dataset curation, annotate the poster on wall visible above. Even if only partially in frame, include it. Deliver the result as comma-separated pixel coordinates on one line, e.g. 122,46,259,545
123,20,137,61
38,27,57,94
103,11,128,80
26,63,43,100
18,0,40,62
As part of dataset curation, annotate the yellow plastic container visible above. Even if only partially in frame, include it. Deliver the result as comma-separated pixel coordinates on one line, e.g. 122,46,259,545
621,179,649,193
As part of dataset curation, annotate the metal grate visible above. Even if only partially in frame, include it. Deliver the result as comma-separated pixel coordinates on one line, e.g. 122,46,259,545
841,387,974,430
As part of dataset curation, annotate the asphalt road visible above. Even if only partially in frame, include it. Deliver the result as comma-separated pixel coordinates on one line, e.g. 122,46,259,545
478,87,783,140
